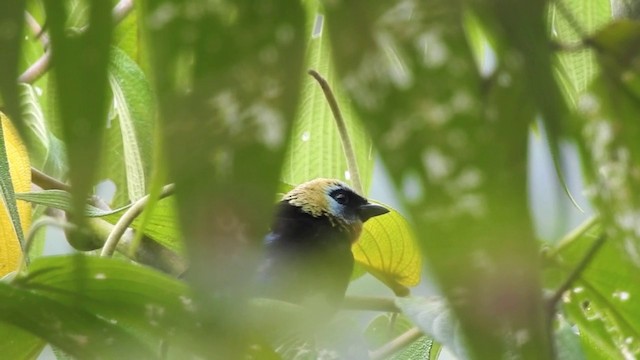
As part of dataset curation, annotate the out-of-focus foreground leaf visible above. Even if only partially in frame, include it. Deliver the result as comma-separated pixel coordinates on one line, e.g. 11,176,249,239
0,0,25,138
140,0,306,299
42,0,113,243
325,1,550,358
0,114,31,276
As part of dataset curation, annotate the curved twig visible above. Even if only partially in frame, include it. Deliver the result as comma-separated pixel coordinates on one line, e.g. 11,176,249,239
308,69,364,195
369,327,423,360
100,184,175,257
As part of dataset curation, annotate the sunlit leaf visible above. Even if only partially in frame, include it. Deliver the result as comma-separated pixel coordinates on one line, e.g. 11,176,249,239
0,114,31,276
354,205,422,295
281,0,373,192
547,224,640,358
550,0,611,104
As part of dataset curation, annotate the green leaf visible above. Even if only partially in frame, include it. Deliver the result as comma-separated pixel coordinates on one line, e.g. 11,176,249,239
354,204,422,296
0,282,156,358
142,0,306,293
43,0,113,231
396,296,466,359
15,189,183,253
18,83,67,177
0,0,25,137
0,323,45,360
548,226,640,358
281,0,373,192
550,0,611,104
326,2,550,358
0,115,27,256
102,46,154,206
5,255,295,358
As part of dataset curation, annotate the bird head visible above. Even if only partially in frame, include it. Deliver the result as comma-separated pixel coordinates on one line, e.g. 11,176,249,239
283,178,389,242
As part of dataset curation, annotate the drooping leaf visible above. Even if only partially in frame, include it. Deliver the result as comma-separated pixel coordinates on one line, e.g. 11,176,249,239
354,204,422,295
0,114,32,276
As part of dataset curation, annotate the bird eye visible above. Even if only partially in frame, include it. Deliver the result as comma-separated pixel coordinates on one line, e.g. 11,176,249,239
334,192,348,205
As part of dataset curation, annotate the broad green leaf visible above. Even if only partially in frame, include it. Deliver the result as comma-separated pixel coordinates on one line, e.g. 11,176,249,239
102,46,154,206
355,205,422,295
396,296,466,359
0,114,31,276
0,323,45,360
43,0,113,236
550,0,611,104
0,283,155,359
281,0,373,192
547,224,640,358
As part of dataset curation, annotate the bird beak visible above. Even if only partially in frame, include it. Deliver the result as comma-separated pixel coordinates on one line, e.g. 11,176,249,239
358,203,390,222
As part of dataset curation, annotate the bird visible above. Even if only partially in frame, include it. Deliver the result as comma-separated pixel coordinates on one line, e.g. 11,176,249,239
256,178,389,309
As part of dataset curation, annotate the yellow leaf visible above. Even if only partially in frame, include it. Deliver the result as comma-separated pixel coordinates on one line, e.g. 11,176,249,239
353,205,422,296
0,113,32,276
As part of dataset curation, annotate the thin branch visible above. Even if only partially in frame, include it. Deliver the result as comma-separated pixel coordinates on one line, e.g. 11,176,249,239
546,215,599,259
546,234,607,313
31,167,71,192
18,0,135,84
24,12,49,47
369,327,423,360
16,217,75,274
100,184,176,257
308,69,364,195
341,296,399,312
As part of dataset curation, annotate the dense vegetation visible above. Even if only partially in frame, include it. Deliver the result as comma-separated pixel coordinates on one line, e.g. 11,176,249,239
1,0,639,359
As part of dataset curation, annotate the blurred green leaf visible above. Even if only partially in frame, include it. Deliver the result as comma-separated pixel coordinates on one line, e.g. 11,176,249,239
355,204,422,296
0,283,156,358
4,255,233,358
0,323,45,360
0,0,25,137
282,0,373,192
102,46,154,206
325,1,550,358
141,0,306,294
43,0,113,234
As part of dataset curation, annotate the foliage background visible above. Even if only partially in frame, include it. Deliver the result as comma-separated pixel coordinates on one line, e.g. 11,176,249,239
0,0,639,359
